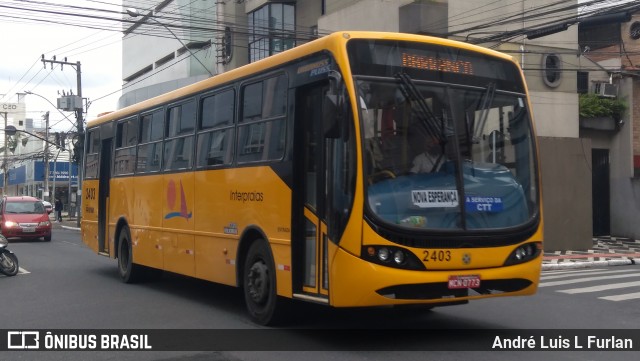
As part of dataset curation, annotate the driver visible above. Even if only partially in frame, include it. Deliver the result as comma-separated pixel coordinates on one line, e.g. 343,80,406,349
410,135,443,173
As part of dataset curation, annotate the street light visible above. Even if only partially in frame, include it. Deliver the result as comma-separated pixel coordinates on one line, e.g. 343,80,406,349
126,8,214,77
24,91,76,129
4,125,55,203
4,125,57,146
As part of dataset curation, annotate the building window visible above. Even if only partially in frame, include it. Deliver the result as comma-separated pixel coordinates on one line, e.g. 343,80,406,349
248,3,295,63
542,53,562,88
577,71,589,94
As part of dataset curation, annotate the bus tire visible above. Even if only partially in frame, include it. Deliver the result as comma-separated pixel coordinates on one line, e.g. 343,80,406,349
117,226,142,283
243,240,282,326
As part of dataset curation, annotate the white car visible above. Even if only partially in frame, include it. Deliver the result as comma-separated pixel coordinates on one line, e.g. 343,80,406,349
41,200,53,214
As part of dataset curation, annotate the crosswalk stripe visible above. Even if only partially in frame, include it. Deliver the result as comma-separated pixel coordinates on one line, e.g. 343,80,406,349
599,292,640,301
541,268,608,276
539,273,640,287
558,280,640,294
540,269,632,280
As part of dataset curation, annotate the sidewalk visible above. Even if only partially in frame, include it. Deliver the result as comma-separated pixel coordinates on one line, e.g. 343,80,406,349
49,212,81,231
543,236,640,270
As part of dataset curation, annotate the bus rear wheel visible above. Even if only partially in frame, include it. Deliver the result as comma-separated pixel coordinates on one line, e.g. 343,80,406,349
117,226,143,283
243,240,282,325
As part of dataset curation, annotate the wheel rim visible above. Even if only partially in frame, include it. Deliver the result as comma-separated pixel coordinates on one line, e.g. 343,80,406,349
247,260,269,305
1,254,11,268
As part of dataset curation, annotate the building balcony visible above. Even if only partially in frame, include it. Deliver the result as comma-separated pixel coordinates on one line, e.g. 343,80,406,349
579,116,622,132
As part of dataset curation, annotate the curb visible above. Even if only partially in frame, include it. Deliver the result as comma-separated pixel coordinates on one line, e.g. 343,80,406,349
61,225,81,231
542,258,640,271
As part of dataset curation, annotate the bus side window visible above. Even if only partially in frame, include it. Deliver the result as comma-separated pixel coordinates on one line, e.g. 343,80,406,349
137,109,163,173
238,74,287,163
197,89,235,168
114,117,138,176
164,100,196,171
84,129,101,179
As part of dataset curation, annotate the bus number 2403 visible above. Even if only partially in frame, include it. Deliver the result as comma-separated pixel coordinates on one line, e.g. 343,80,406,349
423,250,451,262
85,188,96,200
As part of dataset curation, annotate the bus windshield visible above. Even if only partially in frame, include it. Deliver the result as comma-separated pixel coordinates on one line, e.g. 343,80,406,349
349,40,538,231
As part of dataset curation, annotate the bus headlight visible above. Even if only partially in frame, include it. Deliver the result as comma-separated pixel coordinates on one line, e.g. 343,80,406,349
504,242,542,266
393,250,405,265
363,246,426,270
378,247,390,262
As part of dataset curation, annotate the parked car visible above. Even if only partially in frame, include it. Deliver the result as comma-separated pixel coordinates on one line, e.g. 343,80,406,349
42,200,53,214
0,196,52,242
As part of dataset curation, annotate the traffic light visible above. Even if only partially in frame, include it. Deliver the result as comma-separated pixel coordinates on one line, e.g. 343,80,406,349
72,136,84,164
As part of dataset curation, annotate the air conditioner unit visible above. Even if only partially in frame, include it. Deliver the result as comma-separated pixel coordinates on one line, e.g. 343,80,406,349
594,83,617,98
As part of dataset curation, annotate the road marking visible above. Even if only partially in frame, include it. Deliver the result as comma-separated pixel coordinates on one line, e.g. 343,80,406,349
558,280,640,294
539,272,640,287
542,268,607,276
0,267,28,276
541,269,631,280
59,240,83,247
599,292,640,301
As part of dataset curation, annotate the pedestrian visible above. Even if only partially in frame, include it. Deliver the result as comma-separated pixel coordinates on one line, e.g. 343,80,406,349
54,198,63,222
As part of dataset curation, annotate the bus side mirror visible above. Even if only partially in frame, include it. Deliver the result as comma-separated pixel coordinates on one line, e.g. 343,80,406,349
323,70,343,139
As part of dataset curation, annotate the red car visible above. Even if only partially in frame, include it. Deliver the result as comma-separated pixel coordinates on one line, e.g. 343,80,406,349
0,196,52,242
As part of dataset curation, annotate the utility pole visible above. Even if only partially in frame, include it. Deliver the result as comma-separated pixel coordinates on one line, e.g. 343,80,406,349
2,111,6,197
43,112,50,201
41,56,84,227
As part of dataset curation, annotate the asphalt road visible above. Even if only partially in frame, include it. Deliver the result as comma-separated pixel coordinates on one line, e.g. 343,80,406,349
2,228,639,361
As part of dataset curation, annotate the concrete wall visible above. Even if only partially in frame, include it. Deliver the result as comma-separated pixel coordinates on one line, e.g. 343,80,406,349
594,78,640,240
221,1,249,72
118,75,208,109
319,0,413,31
538,137,593,251
530,91,579,138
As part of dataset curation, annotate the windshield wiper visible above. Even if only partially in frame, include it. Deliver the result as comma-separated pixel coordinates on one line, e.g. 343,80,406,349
472,82,496,142
395,72,447,144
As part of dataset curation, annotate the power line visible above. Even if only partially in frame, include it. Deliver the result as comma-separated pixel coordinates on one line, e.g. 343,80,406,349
2,0,639,112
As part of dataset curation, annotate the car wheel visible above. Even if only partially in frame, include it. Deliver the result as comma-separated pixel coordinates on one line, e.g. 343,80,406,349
43,233,52,242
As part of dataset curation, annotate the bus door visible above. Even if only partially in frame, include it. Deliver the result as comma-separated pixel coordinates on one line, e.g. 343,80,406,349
97,137,112,255
292,83,330,303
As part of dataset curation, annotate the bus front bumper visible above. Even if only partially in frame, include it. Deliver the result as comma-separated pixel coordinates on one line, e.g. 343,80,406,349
330,246,541,308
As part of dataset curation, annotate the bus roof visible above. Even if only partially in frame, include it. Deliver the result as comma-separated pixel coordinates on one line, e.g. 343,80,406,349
88,31,516,128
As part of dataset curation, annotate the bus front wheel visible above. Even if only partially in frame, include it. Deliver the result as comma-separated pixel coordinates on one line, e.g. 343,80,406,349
243,240,281,325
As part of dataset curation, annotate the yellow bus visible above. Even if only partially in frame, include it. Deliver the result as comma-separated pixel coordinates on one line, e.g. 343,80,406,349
81,31,543,325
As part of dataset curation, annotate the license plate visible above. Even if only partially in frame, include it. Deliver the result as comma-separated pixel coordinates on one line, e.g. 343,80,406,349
22,227,36,233
448,275,481,289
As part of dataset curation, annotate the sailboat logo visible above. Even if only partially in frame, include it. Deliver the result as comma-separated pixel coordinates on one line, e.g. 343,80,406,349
165,179,192,220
